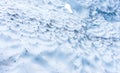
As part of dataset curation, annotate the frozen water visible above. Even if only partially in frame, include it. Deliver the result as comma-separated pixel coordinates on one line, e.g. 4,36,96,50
0,0,120,73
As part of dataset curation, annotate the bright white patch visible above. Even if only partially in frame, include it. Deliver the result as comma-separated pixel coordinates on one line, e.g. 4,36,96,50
64,3,73,13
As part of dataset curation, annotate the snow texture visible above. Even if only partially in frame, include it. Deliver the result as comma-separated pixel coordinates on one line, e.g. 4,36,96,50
0,0,120,73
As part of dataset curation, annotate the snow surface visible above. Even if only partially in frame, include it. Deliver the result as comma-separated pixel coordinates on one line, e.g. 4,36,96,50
0,0,120,73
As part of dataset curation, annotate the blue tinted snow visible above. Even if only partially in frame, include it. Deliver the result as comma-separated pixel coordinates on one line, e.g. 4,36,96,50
0,0,120,73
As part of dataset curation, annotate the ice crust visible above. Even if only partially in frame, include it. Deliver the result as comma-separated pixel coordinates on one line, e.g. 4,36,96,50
0,0,120,73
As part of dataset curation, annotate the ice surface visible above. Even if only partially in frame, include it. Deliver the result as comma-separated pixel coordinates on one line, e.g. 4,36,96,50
0,0,120,73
